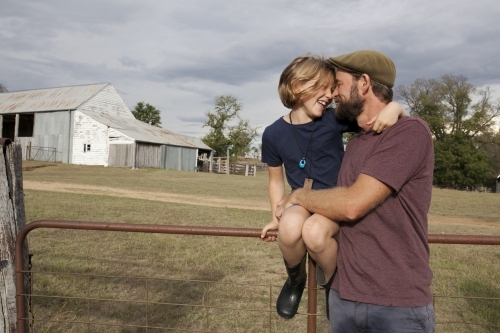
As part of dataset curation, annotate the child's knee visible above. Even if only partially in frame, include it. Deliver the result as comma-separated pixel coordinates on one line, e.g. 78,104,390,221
302,217,336,251
278,214,305,242
303,216,326,235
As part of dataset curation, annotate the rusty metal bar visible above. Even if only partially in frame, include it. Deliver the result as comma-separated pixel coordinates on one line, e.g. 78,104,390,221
15,220,500,333
428,234,500,245
268,284,272,333
307,257,317,333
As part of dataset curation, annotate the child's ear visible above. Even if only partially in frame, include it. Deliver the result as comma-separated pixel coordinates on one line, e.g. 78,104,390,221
291,79,301,95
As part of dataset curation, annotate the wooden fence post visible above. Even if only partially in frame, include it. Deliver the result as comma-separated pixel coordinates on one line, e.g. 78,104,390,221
0,139,29,333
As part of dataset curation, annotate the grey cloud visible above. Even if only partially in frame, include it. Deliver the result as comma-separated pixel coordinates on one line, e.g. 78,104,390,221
4,0,143,33
120,57,145,69
147,38,310,86
177,116,207,123
2,0,500,134
1,54,135,92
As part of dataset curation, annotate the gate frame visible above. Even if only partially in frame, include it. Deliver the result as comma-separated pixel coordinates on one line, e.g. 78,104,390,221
15,220,500,333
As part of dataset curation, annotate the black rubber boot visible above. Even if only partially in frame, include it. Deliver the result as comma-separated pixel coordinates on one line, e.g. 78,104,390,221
276,256,307,319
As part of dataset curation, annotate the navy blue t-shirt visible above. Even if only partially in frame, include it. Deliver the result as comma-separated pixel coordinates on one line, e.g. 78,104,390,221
261,108,358,190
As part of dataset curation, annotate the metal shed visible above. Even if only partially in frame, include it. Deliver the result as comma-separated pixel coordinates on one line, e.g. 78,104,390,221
0,83,212,172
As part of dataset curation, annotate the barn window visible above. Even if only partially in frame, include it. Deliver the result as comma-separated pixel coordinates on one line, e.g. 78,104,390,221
18,114,34,137
83,144,91,152
2,115,15,140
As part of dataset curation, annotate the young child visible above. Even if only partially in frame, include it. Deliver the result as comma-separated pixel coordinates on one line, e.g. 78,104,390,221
260,55,404,319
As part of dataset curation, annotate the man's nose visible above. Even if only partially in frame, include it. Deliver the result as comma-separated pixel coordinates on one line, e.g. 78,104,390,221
332,85,339,98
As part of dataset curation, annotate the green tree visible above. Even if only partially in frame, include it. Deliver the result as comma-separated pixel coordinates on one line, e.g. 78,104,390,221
132,102,162,126
0,83,8,93
228,119,259,159
433,132,491,188
396,75,500,188
201,95,259,160
397,78,447,140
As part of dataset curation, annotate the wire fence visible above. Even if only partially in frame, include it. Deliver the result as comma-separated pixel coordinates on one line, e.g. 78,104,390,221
26,146,58,163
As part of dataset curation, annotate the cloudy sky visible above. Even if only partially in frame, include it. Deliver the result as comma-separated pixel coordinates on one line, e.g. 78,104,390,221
1,0,499,139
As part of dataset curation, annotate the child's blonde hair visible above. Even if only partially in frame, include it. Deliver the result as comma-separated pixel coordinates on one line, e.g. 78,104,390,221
278,55,335,109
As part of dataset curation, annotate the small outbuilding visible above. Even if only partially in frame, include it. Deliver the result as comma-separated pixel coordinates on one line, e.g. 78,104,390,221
0,83,212,171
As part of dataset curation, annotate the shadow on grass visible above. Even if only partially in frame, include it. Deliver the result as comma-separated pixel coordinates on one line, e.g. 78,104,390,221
459,280,500,333
31,267,227,332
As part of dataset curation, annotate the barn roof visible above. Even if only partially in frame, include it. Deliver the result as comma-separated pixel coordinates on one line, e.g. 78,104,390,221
81,110,212,151
0,83,212,151
0,83,109,113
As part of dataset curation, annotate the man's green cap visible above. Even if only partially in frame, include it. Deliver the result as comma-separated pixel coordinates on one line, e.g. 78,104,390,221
328,50,396,88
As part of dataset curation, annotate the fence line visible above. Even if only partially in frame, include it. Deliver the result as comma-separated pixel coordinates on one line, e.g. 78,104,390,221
26,146,57,163
15,220,500,333
209,157,258,176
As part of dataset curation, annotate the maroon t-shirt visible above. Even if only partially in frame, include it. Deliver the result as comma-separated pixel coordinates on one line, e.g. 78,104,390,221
332,117,434,307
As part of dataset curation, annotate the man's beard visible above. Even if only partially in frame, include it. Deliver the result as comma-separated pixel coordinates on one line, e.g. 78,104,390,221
335,85,365,122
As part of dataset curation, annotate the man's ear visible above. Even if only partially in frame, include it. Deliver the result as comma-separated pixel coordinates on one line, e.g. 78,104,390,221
360,74,371,95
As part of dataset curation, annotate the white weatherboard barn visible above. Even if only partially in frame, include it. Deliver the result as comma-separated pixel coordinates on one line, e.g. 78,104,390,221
0,83,212,171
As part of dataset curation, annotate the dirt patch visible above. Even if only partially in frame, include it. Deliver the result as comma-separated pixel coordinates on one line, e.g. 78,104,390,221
23,180,270,211
22,164,57,172
23,180,498,228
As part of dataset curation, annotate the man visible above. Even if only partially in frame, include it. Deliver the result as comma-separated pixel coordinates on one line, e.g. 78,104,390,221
276,50,436,333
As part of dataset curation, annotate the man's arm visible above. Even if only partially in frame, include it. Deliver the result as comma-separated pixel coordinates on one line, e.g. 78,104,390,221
277,173,393,222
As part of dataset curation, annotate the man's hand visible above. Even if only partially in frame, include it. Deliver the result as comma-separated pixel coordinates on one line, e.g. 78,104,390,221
274,190,303,220
275,194,289,220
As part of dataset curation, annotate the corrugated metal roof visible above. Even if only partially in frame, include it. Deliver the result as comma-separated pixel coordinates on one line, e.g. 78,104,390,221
81,109,212,151
0,83,109,114
0,83,212,151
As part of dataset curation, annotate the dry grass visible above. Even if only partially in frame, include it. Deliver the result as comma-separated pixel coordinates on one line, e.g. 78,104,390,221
22,161,270,201
21,161,500,332
430,188,500,223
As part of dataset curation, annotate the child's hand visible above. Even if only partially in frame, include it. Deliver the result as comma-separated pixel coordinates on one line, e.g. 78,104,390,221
367,101,404,133
261,220,279,242
367,114,392,133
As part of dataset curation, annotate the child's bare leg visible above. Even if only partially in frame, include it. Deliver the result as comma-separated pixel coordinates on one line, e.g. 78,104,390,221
277,205,311,266
302,214,339,283
275,205,311,319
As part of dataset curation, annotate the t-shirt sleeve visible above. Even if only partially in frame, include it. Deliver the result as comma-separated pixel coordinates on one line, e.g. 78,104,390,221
261,127,283,167
361,119,433,192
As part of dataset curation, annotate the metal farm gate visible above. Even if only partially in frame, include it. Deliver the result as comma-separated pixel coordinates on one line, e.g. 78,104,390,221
14,220,500,333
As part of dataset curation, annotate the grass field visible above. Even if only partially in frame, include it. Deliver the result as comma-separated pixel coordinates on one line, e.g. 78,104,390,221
21,161,500,332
